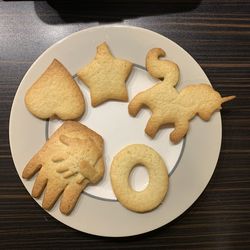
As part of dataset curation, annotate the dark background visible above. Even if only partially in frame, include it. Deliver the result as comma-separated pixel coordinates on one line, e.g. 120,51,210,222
0,0,250,249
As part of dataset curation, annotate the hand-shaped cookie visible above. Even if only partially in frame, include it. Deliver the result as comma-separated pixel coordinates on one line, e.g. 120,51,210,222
22,121,104,215
129,48,235,143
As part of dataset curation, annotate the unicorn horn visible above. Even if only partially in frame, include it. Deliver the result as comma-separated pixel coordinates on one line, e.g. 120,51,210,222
221,96,236,103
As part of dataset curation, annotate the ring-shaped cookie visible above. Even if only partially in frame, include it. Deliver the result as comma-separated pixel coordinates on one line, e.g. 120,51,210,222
110,144,168,212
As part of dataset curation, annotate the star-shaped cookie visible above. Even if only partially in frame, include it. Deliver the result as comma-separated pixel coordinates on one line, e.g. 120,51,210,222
77,42,133,107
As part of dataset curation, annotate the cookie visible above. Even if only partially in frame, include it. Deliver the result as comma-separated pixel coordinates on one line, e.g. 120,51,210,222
128,48,235,143
25,59,85,120
146,48,180,86
110,144,168,213
77,42,133,107
22,121,104,215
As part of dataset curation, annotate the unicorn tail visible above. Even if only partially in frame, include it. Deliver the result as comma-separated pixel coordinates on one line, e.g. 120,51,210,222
146,48,179,86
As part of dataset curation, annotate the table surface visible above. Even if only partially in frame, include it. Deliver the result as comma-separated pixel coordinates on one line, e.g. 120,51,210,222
1,0,250,249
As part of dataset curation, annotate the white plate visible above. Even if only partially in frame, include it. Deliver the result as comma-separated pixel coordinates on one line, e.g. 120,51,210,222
9,25,221,237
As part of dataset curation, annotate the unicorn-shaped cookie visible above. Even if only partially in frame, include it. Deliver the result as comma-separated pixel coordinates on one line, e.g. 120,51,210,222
129,48,235,143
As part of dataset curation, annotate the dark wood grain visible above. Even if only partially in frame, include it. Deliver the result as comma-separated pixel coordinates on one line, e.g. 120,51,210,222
0,0,250,249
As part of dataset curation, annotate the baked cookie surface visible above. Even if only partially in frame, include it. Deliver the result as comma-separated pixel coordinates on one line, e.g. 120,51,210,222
22,121,105,215
129,48,235,143
77,42,133,107
25,59,85,120
110,144,168,213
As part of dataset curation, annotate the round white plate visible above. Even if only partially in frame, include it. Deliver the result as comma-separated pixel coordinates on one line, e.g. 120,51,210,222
9,25,221,237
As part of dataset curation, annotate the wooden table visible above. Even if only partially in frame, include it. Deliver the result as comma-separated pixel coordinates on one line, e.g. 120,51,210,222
1,0,249,248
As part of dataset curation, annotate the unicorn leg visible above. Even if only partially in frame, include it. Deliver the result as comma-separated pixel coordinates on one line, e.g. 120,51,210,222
170,120,189,144
128,92,146,117
145,114,162,138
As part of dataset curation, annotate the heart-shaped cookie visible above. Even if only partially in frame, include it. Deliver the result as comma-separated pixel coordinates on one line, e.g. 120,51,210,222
25,59,85,120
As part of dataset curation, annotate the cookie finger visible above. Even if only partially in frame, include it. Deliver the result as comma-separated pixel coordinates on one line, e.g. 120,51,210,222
42,180,66,210
22,156,42,179
32,168,47,198
60,180,89,215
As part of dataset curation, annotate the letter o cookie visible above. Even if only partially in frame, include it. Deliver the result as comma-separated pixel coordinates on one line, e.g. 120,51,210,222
110,144,168,212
